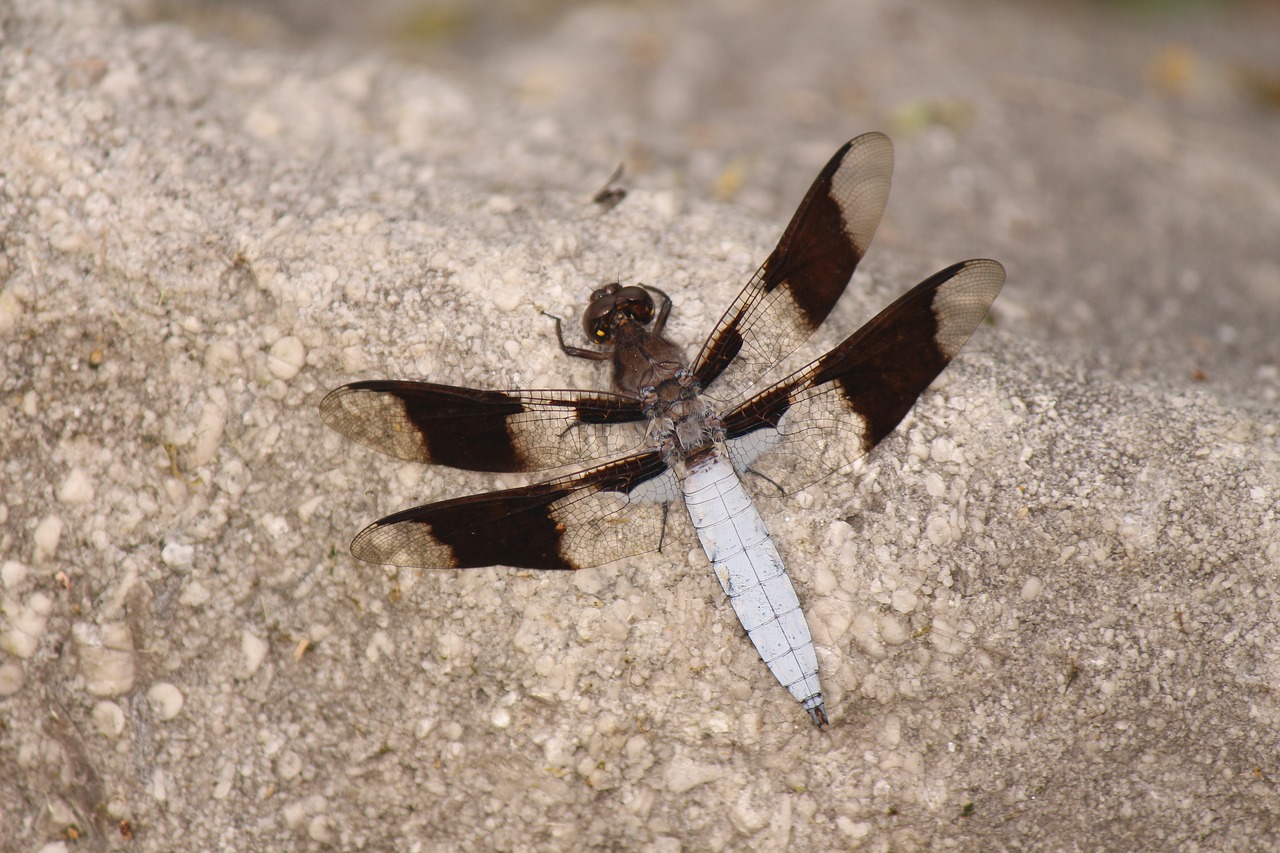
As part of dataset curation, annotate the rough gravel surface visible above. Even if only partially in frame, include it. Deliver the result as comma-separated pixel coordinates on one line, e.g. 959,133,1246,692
2,1,1278,850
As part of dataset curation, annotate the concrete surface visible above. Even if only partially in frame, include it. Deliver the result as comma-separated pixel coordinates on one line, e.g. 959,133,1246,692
2,0,1278,850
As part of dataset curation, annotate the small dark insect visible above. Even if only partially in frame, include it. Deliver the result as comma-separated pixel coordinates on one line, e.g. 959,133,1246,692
592,162,627,210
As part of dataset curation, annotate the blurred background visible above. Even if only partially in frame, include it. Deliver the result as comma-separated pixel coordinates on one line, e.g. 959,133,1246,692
126,0,1280,402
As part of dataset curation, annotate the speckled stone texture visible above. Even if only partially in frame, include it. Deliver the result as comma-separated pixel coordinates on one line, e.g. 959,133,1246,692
1,0,1278,849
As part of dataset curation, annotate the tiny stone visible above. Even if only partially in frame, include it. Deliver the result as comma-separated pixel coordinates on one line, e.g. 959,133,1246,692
663,754,720,793
75,622,137,697
92,700,127,736
307,815,333,844
878,613,910,645
891,588,918,614
179,580,211,608
241,629,269,676
161,541,195,570
0,660,25,696
3,592,52,658
277,750,303,780
267,335,306,380
1,560,28,587
146,682,184,720
33,515,65,562
57,467,95,504
204,340,240,371
188,398,227,468
296,495,324,523
0,289,23,335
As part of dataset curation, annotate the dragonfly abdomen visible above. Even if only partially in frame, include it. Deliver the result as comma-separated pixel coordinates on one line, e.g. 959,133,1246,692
680,452,827,725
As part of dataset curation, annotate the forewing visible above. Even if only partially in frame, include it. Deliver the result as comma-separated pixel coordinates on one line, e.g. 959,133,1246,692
349,451,680,570
320,380,646,472
692,131,894,400
722,259,1005,491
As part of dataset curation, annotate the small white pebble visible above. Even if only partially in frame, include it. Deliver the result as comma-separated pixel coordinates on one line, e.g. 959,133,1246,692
827,520,853,547
811,564,838,595
485,194,517,214
33,515,65,562
296,495,324,523
878,613,910,646
0,660,25,696
852,611,887,660
364,630,392,663
543,736,574,768
925,514,956,546
204,340,240,371
437,631,468,659
882,713,902,747
491,706,512,729
147,682,184,720
891,588,918,614
492,287,521,313
178,580,211,608
99,63,140,100
92,700,127,736
75,622,137,697
241,630,269,676
212,762,235,800
307,815,333,844
161,541,195,570
150,767,168,802
282,799,308,829
57,467,95,504
0,289,24,335
929,617,967,657
651,190,678,221
276,750,303,780
663,754,720,793
809,598,851,645
25,590,51,617
1,560,28,588
3,592,52,658
340,344,368,374
163,477,188,506
188,398,227,468
1020,575,1044,601
267,335,306,380
595,711,618,736
837,818,872,839
244,102,283,139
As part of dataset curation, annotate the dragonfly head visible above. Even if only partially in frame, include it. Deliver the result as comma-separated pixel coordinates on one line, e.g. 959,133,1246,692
582,283,656,344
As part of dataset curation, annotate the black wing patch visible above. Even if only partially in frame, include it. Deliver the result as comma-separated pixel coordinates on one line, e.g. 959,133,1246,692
721,259,1005,491
692,131,894,400
319,380,646,473
349,451,678,570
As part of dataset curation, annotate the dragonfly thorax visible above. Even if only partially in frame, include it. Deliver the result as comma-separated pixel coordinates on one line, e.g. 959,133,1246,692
642,375,722,467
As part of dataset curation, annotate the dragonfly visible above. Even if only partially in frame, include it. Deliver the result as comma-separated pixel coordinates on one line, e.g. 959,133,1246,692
320,132,1005,725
